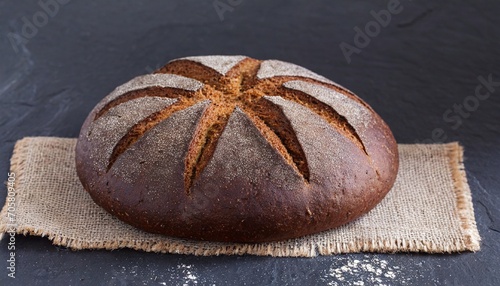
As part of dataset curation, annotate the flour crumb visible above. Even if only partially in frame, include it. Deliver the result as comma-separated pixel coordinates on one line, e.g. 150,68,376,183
177,264,199,285
323,255,409,286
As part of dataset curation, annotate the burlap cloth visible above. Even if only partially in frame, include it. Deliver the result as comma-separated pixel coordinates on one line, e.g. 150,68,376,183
0,137,480,257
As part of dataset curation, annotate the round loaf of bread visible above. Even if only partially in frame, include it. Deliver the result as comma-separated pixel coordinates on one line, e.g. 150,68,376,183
75,55,398,243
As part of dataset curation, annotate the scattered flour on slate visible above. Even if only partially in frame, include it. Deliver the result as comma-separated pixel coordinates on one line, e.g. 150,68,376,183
176,264,199,285
323,255,411,285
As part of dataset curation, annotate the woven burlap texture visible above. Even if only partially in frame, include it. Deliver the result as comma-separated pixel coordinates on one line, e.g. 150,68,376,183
0,137,480,257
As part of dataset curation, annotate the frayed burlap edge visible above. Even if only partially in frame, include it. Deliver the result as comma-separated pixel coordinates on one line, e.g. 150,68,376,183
0,138,31,242
445,142,481,252
0,138,481,257
0,137,30,240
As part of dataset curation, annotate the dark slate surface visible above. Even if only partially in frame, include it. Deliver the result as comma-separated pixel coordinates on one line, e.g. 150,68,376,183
1,0,499,285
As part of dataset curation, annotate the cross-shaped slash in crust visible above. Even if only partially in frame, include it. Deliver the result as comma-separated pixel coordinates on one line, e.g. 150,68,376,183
93,57,369,193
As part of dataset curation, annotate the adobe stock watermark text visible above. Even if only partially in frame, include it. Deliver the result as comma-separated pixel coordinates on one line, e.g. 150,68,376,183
7,0,71,54
339,0,410,63
418,73,499,143
6,173,17,279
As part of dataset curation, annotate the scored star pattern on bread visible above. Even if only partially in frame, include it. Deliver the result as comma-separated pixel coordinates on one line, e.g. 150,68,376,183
94,57,367,193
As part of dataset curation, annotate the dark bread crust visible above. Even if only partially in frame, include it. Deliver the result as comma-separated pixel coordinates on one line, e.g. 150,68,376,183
75,56,398,243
